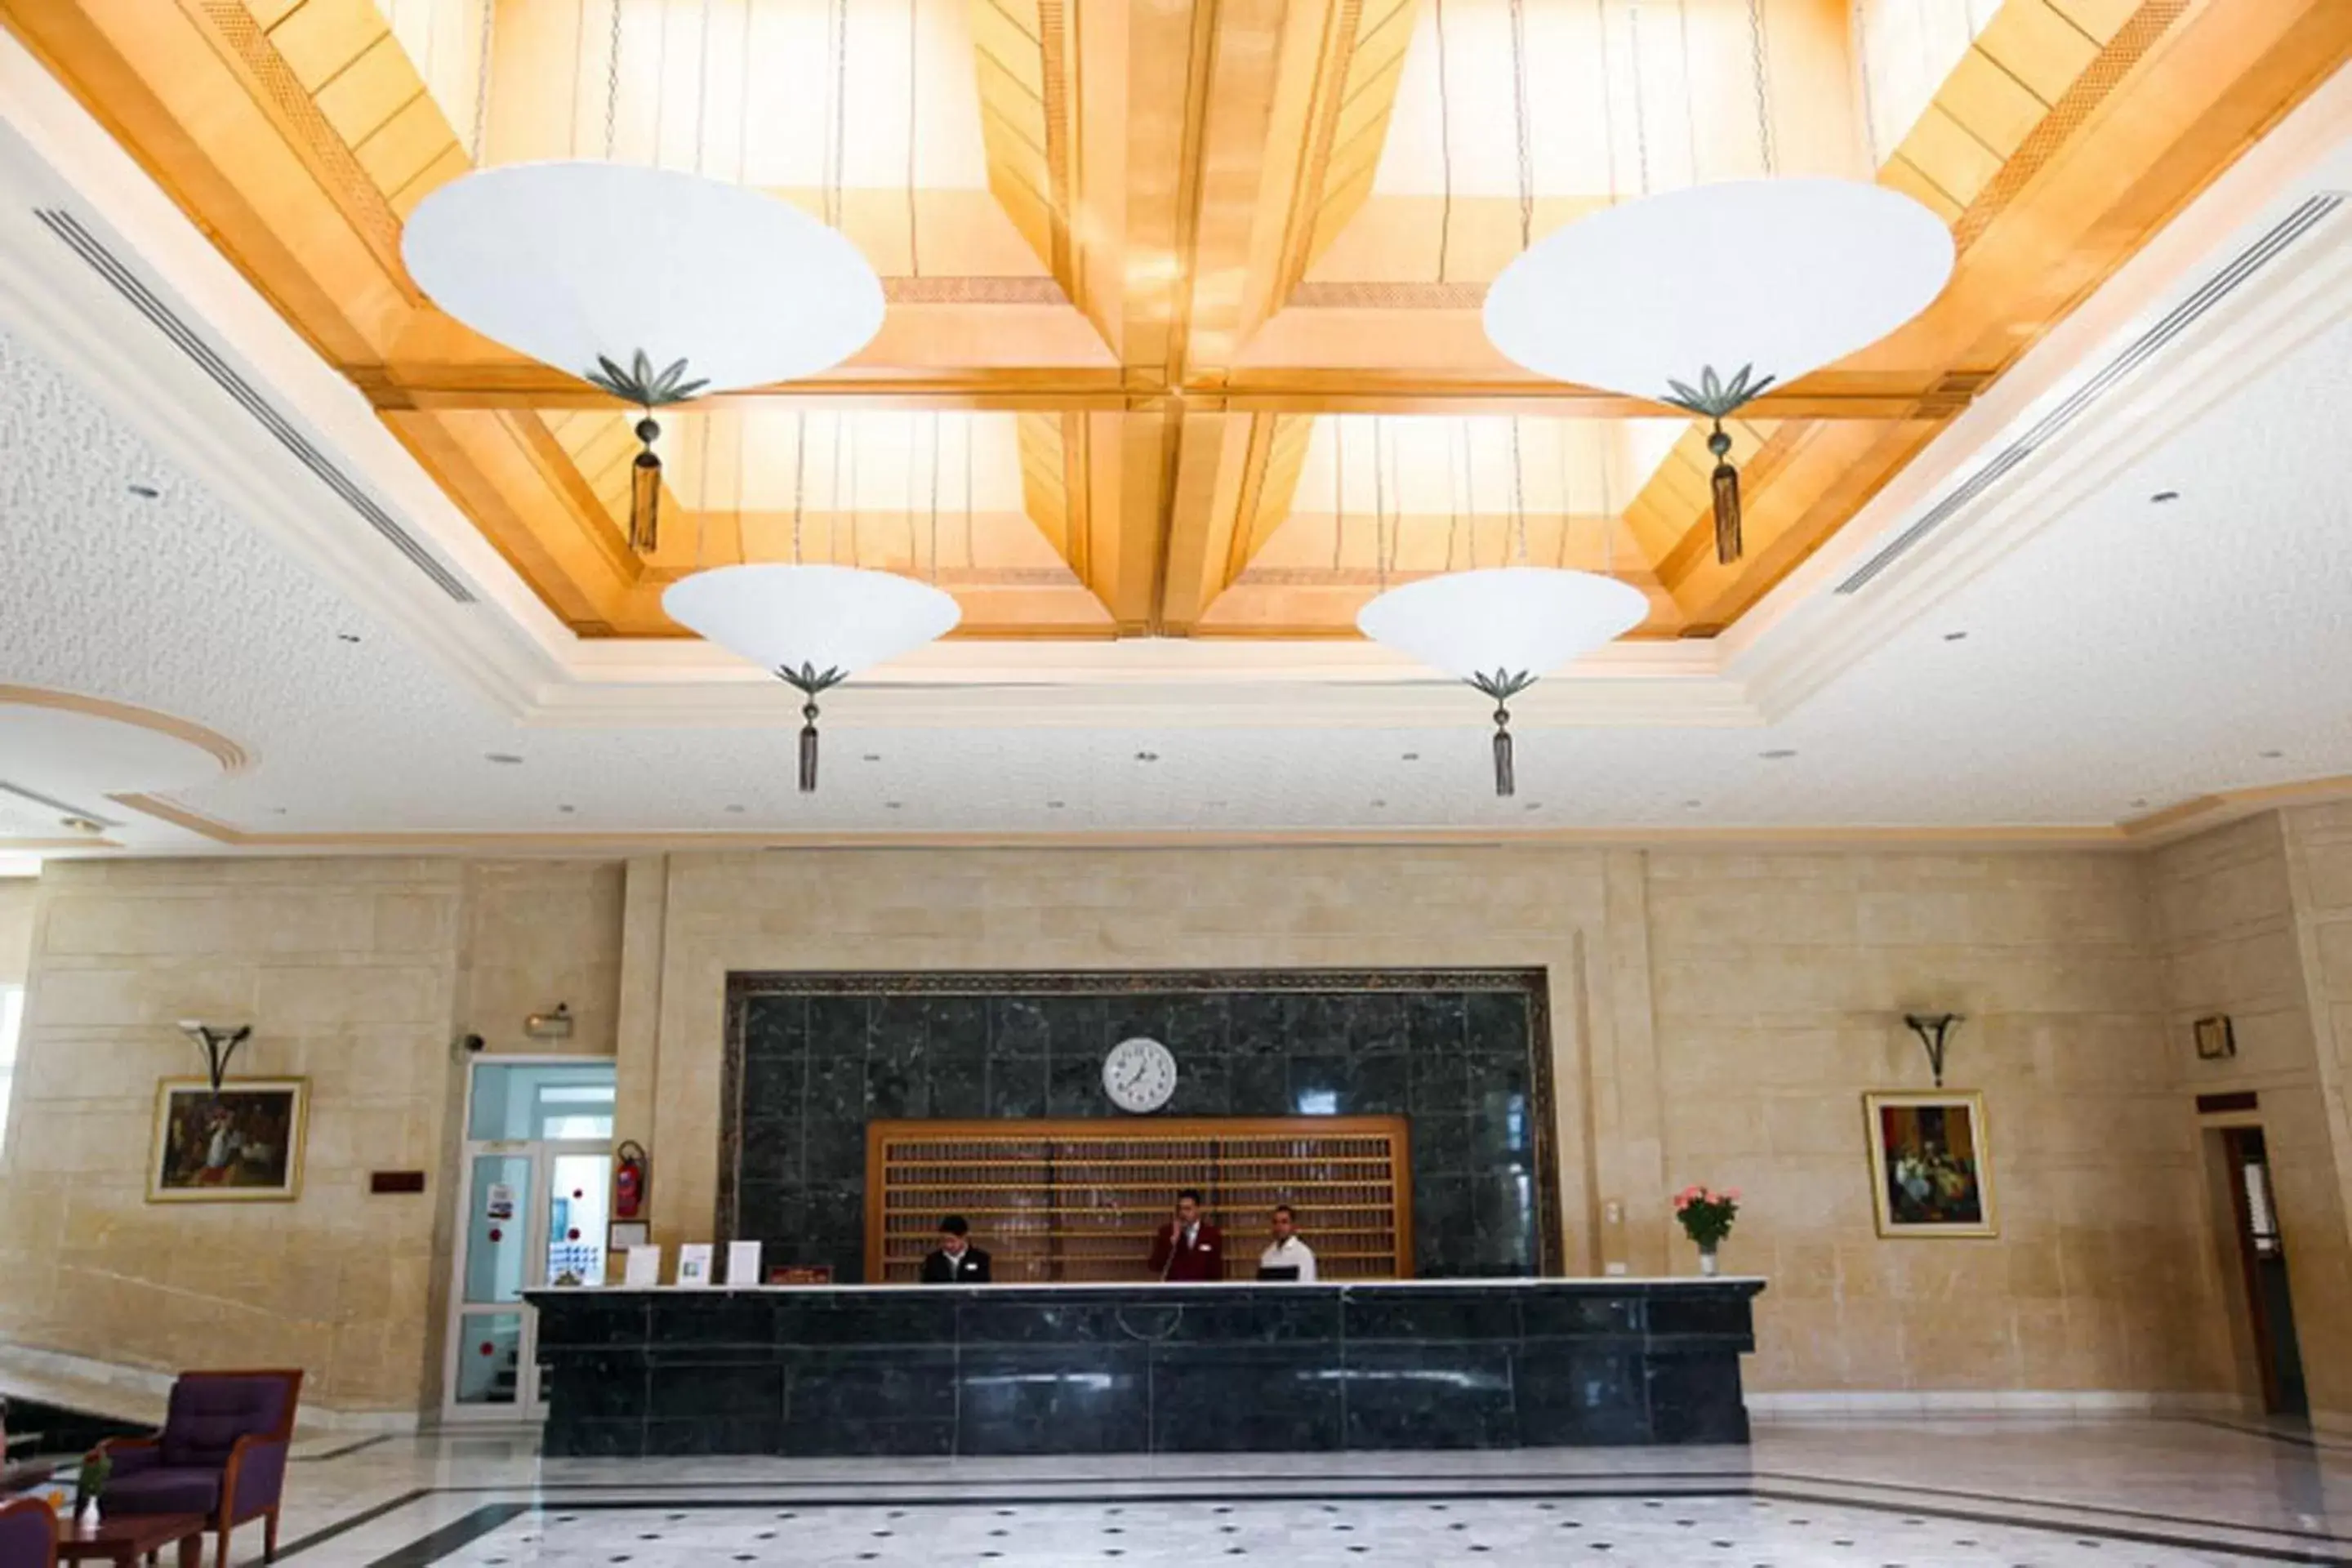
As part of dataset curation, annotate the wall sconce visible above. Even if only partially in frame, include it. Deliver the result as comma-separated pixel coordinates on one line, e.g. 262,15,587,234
2194,1015,2237,1060
1904,1013,1962,1088
176,1020,252,1094
525,1003,574,1041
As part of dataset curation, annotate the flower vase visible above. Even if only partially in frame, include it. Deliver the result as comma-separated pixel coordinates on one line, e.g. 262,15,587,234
76,1498,100,1530
1698,1245,1720,1278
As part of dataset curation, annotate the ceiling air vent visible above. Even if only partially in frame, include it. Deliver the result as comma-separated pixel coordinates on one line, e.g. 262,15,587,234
0,779,117,829
32,207,477,605
1836,192,2345,596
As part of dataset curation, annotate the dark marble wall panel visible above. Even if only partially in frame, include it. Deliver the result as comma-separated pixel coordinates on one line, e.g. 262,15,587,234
531,1281,1762,1459
719,972,1557,1282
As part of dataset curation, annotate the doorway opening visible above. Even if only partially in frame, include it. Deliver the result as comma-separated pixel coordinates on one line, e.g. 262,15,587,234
440,1058,615,1425
2219,1126,2307,1418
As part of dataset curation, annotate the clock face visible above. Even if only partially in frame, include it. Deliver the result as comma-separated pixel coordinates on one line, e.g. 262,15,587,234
1102,1036,1178,1113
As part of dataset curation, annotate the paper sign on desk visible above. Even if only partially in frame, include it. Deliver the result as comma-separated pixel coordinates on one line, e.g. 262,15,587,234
622,1245,662,1287
676,1243,715,1287
726,1240,763,1286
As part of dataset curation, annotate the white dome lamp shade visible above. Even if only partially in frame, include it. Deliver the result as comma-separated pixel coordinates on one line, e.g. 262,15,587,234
401,161,885,554
1356,567,1650,797
1483,179,1953,563
663,564,962,793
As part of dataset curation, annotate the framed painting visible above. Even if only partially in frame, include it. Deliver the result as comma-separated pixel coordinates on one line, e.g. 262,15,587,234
149,1079,308,1202
1864,1091,1995,1237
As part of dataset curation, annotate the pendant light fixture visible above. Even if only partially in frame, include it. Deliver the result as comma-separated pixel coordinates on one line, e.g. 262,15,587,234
1356,7,1647,798
399,1,885,554
1356,425,1648,798
1481,0,1952,564
662,409,963,794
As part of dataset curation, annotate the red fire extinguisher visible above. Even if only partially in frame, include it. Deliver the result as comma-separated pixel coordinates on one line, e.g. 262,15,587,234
614,1140,649,1221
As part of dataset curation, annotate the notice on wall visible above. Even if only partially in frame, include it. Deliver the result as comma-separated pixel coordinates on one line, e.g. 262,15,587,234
726,1241,763,1288
484,1183,516,1222
676,1243,715,1288
622,1245,662,1287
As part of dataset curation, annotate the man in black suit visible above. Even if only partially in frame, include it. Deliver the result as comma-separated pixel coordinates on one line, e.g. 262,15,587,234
920,1214,992,1284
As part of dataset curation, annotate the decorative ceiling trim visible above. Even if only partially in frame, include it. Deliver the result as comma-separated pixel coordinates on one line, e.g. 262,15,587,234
883,275,1069,305
0,684,253,775
1949,2,2190,256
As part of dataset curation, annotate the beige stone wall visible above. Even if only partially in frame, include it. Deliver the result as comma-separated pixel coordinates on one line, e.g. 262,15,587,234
0,876,34,986
2149,813,2352,1422
24,831,2352,1414
0,858,469,1414
1651,849,2227,1396
457,860,625,1055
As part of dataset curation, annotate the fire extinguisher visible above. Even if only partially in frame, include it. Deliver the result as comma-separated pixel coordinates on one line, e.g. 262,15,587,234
614,1140,648,1221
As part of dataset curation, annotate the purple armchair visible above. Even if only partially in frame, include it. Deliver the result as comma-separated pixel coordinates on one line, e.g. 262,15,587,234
93,1370,302,1568
0,1496,56,1568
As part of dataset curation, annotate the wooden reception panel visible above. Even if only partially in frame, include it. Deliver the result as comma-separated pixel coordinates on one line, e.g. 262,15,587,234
865,1117,1413,1284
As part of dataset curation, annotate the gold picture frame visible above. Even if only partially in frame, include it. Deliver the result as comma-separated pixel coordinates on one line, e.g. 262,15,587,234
148,1078,309,1203
1864,1090,1995,1238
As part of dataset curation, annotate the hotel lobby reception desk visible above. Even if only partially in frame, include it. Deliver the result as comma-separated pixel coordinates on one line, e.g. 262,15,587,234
529,1278,1764,1457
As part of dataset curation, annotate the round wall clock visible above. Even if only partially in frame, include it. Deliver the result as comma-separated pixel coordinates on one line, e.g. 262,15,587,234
1102,1036,1178,1113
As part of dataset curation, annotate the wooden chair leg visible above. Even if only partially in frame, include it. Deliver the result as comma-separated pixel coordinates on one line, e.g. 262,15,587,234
216,1523,231,1568
265,1508,280,1562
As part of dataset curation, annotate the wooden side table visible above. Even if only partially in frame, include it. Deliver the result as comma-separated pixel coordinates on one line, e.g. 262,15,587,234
52,1511,209,1568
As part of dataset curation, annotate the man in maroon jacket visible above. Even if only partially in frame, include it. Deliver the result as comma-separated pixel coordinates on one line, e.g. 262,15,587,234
1148,1188,1224,1281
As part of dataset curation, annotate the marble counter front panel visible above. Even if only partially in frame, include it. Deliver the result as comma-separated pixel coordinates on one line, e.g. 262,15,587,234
530,1278,1763,1458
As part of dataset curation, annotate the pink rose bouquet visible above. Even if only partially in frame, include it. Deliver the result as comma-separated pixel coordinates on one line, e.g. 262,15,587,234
1672,1184,1740,1249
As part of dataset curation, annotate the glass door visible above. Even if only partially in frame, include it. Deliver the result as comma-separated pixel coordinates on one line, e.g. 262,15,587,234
443,1060,616,1424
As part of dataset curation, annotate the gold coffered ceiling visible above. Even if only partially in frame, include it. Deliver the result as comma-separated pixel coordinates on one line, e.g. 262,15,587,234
6,0,2346,644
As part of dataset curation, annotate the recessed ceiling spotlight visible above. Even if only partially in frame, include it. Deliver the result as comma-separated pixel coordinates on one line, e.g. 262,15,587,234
862,754,882,763
1370,800,1387,809
1524,803,1542,812
1134,751,1160,763
127,484,160,499
336,632,362,644
268,807,288,816
1401,752,1421,762
2259,750,2284,760
1682,799,1703,809
58,816,104,835
884,800,904,810
2130,798,2149,809
1941,630,1967,642
1047,800,1066,810
2149,490,2180,504
724,804,746,813
557,804,577,814
1760,748,1798,760
485,752,524,765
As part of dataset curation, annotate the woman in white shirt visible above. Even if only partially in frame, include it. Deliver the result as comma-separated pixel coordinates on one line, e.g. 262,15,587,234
1256,1203,1317,1281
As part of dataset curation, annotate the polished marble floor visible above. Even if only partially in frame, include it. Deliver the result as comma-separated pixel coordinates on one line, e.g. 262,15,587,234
134,1416,2339,1567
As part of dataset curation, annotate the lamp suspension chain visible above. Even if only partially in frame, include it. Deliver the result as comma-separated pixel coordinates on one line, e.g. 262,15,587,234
1851,0,1879,167
792,409,808,564
1628,4,1650,195
1460,420,1477,567
1748,0,1776,176
1508,0,1534,251
470,0,495,162
1595,0,1619,205
1677,0,1701,185
906,0,921,276
692,0,713,176
604,0,621,158
1433,0,1454,283
1331,417,1345,573
1445,416,1462,572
